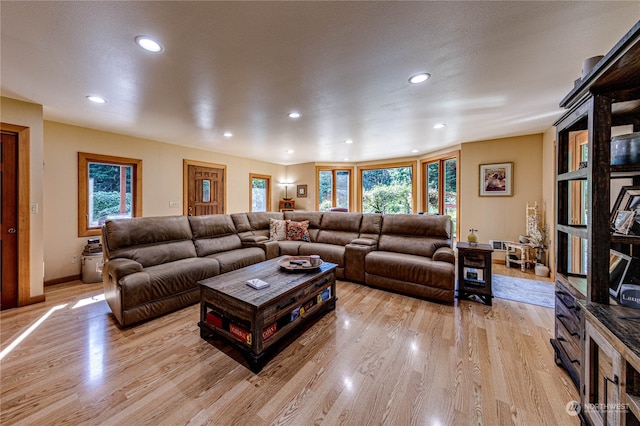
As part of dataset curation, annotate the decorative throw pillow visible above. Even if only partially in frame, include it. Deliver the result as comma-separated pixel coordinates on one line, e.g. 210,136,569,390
285,220,310,242
269,218,287,241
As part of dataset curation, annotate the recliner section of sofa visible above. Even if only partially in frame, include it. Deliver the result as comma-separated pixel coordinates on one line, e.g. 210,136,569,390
102,211,456,327
102,215,220,327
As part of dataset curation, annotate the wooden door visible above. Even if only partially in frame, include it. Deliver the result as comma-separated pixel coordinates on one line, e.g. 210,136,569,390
1,131,19,309
186,162,225,216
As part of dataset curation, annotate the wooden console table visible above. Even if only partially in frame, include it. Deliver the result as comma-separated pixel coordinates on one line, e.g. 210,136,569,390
457,242,494,306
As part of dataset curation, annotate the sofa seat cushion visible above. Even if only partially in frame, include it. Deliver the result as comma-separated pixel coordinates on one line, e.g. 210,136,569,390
120,258,220,309
365,251,454,290
298,243,345,267
206,247,265,273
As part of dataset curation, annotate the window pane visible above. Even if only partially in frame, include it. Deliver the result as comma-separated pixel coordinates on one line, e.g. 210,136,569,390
426,162,439,214
443,158,457,236
202,180,211,202
361,166,412,214
319,170,333,211
88,162,132,227
251,178,267,212
336,170,350,209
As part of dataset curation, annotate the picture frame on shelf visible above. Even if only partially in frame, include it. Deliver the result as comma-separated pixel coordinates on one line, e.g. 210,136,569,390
610,186,640,234
479,162,513,196
613,210,635,235
297,184,307,198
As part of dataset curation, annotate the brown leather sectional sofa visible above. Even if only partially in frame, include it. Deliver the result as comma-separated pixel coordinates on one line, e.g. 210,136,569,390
102,211,455,326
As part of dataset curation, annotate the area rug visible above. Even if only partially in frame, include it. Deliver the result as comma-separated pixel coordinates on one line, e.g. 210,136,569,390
492,274,555,308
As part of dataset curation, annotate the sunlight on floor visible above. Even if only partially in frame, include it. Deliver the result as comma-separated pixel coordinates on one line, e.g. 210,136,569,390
0,304,67,361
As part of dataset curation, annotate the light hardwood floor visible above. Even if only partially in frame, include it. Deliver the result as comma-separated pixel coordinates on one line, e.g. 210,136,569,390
1,273,577,425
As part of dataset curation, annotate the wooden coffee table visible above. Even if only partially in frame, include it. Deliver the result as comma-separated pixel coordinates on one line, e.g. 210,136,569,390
198,256,337,372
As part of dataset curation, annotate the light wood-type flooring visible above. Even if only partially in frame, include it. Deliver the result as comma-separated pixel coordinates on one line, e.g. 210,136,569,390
1,272,577,425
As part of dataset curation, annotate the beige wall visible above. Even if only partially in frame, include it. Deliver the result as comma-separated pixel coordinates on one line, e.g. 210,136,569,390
1,97,45,299
43,121,286,281
285,162,316,211
460,134,544,260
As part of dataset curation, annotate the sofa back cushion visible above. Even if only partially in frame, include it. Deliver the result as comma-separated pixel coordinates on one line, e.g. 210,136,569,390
284,211,323,241
248,212,284,239
188,214,243,257
316,212,362,245
378,214,452,257
359,213,383,241
230,213,252,239
103,215,196,267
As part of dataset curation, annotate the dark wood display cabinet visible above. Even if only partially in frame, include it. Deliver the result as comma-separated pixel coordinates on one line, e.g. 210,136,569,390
552,21,640,426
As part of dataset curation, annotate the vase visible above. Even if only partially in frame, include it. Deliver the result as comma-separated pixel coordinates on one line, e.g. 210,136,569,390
467,230,478,245
535,264,550,277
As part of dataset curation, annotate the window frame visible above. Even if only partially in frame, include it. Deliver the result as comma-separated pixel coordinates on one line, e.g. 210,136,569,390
358,161,417,214
78,152,142,237
420,151,459,234
315,166,353,211
249,173,272,212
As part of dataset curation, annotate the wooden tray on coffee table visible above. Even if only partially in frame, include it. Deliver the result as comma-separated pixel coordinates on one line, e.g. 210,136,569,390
277,256,322,271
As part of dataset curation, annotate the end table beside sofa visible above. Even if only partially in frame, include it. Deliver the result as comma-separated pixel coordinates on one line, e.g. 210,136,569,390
102,211,456,327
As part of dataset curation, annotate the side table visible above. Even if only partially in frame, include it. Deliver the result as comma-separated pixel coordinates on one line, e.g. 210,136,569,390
457,242,494,306
504,241,534,272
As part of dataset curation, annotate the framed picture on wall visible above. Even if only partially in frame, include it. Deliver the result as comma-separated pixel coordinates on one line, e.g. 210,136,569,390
611,185,640,235
297,184,307,198
479,162,513,196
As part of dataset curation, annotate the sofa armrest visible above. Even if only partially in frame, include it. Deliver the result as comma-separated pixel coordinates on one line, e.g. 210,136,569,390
103,258,143,283
241,235,269,244
345,242,378,283
351,238,377,246
242,239,280,260
433,246,455,264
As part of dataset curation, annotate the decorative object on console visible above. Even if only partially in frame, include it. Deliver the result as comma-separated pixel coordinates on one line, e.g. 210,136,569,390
479,162,512,196
467,228,478,245
296,184,307,198
280,182,293,200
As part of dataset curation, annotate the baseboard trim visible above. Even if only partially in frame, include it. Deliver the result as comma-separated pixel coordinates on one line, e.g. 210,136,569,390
44,275,81,286
28,294,46,304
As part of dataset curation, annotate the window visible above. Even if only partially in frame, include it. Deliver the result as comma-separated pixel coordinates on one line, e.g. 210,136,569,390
421,152,458,236
359,162,416,214
249,173,271,212
316,167,352,211
78,153,142,237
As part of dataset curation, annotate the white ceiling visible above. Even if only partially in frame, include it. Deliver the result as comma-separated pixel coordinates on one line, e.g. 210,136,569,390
1,2,639,165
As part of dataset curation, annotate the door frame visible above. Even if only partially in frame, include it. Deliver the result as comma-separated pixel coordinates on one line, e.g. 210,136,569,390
1,122,31,306
182,159,227,215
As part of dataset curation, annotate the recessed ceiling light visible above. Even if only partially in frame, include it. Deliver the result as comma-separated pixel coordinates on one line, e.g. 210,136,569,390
288,112,301,119
411,149,419,153
433,123,446,129
408,73,431,84
345,139,353,144
223,132,233,137
86,95,106,104
287,149,294,154
344,158,350,161
135,36,163,53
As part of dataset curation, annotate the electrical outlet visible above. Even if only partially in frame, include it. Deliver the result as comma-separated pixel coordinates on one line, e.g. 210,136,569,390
169,202,180,208
71,256,78,264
